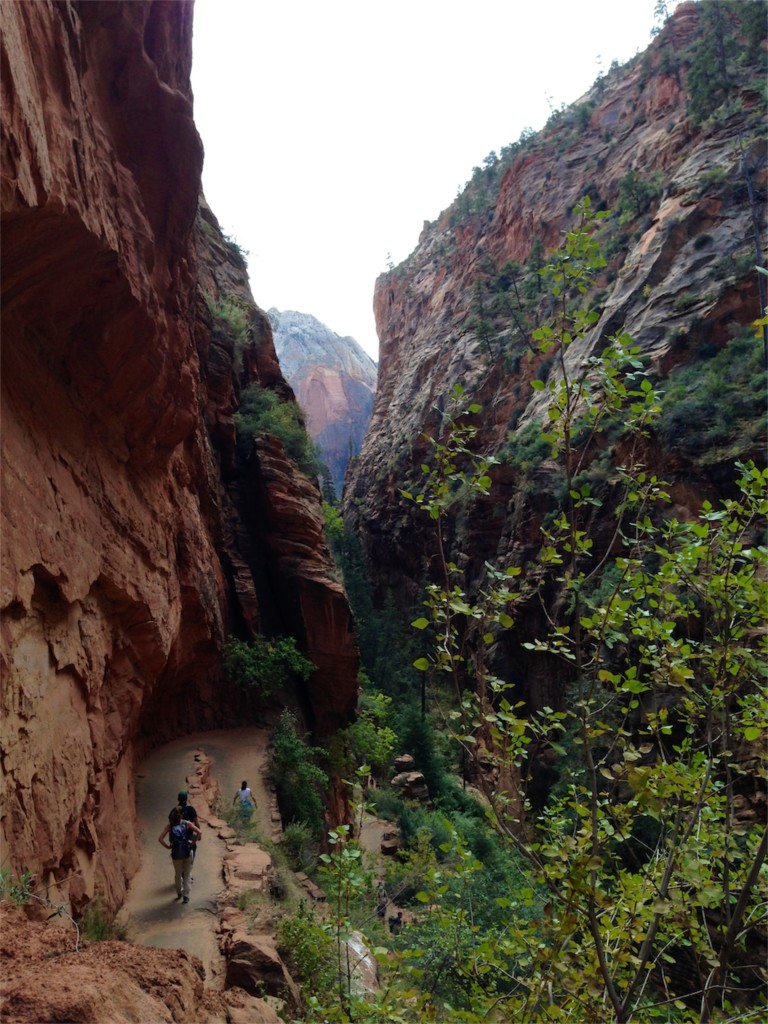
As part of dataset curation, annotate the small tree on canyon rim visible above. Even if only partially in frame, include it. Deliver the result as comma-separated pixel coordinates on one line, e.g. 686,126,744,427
402,199,768,1022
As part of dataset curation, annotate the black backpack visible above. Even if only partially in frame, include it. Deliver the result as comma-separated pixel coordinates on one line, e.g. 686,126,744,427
170,821,191,859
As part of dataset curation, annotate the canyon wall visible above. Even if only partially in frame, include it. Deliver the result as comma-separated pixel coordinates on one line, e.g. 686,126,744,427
0,0,357,915
344,2,766,711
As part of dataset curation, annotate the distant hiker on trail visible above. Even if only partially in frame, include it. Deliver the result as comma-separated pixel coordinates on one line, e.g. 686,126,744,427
233,780,255,823
158,806,202,903
389,910,404,935
376,882,388,920
168,791,200,864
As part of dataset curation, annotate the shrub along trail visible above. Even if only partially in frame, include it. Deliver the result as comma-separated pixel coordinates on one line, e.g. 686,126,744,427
116,727,273,986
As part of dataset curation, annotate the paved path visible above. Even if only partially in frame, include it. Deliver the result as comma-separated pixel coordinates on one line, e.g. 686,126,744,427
116,727,271,987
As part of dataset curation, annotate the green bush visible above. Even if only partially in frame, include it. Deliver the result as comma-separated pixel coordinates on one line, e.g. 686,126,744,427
398,806,454,855
222,234,250,261
656,332,767,463
673,291,698,312
224,636,314,698
270,710,329,838
367,786,405,822
80,897,126,942
697,166,727,196
0,867,33,905
322,501,344,561
500,420,552,475
616,170,663,223
235,383,322,479
278,902,337,1002
343,690,397,780
397,828,540,1010
280,822,317,872
207,294,249,346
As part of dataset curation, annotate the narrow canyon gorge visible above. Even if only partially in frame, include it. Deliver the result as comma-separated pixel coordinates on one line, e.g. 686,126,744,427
1,1,766,1021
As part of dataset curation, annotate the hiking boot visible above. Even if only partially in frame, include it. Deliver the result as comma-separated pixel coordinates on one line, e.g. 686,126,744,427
183,896,189,904
175,893,182,900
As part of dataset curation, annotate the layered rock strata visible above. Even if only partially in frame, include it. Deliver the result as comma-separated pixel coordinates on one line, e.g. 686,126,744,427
345,1,765,621
343,1,766,747
1,0,358,916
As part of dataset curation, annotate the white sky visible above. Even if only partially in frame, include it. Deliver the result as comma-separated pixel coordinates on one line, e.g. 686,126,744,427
191,0,679,360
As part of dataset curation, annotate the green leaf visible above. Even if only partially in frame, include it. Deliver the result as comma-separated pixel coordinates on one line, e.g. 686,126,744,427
413,657,430,671
411,617,430,630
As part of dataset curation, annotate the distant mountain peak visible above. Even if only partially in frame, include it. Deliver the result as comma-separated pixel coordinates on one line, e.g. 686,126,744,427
270,308,377,498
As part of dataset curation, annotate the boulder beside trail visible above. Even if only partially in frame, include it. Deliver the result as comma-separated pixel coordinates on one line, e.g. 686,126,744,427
223,929,300,1008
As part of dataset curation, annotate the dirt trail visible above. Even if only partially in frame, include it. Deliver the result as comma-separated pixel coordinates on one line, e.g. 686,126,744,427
118,726,395,991
117,727,272,985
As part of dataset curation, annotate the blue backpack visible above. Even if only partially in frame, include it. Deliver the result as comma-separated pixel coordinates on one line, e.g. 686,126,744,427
170,822,191,859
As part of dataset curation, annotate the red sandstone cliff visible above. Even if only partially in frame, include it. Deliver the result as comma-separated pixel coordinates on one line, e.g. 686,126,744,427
345,2,765,588
0,0,357,916
343,1,766,713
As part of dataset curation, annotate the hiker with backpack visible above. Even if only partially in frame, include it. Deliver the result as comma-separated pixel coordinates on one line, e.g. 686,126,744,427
168,790,200,865
158,806,202,903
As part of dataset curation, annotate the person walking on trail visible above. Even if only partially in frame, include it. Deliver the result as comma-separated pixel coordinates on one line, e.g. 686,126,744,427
376,883,388,921
233,780,255,824
158,806,202,903
169,791,199,865
376,893,388,920
389,910,404,935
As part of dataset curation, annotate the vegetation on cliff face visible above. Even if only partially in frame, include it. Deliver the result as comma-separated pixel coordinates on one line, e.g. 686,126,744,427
224,635,315,698
343,0,767,701
235,380,324,480
350,0,766,529
440,0,766,240
393,212,767,1021
283,204,767,1021
205,5,768,1018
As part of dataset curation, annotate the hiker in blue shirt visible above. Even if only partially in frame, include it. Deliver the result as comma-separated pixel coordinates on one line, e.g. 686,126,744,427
158,806,202,903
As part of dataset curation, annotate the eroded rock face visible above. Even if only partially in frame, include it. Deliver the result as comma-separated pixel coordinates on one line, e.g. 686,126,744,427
343,2,766,785
345,2,766,617
223,930,301,1008
0,906,281,1024
1,0,215,915
1,0,358,916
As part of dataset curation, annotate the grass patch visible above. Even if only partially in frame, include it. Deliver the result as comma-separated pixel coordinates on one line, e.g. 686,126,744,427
657,332,767,464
